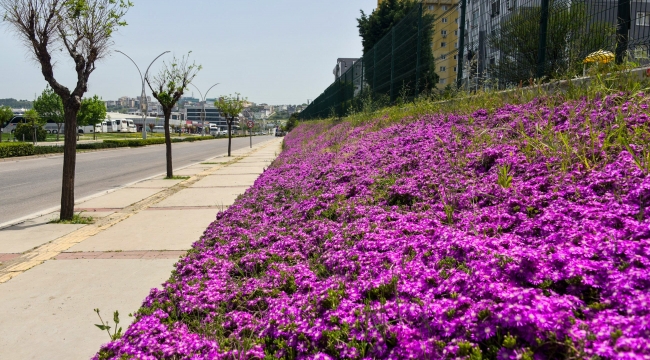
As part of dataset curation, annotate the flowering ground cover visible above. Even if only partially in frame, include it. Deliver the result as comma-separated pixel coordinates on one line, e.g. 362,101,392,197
96,94,650,359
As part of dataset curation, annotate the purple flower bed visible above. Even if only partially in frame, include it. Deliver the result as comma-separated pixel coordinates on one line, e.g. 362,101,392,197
96,95,650,359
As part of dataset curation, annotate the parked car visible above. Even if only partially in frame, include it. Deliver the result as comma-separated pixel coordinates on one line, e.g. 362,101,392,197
275,130,286,137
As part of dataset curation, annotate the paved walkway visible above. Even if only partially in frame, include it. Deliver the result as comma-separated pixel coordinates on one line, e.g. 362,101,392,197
0,138,283,359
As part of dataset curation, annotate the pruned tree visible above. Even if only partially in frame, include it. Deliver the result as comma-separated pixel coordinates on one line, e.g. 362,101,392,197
0,0,132,220
0,106,13,143
33,86,64,141
78,95,106,140
145,53,200,178
216,93,245,157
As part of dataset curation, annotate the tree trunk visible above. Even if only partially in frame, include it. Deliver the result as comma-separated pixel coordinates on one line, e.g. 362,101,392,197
164,111,173,178
60,104,80,220
227,118,232,157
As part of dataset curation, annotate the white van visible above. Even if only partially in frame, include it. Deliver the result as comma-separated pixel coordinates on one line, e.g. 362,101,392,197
208,124,220,136
95,122,107,133
152,126,171,133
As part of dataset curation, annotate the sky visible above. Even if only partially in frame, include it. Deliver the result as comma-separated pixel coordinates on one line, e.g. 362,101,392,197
0,0,378,105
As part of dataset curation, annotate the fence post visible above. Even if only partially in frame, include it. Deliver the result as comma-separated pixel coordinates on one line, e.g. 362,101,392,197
390,27,396,103
360,58,365,95
373,49,377,96
350,62,355,112
338,77,343,118
457,0,467,89
616,0,631,64
415,3,423,98
536,0,550,79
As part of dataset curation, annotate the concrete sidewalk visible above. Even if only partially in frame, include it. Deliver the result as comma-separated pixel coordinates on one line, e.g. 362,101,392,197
0,138,283,360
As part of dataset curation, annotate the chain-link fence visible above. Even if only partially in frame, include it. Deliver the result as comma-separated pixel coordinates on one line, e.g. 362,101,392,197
301,0,650,120
300,3,435,120
459,0,650,90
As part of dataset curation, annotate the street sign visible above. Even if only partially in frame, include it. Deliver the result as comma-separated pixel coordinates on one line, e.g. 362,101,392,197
247,121,254,128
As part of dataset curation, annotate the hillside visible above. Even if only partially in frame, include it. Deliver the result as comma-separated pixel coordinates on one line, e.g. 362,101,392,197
0,98,32,109
96,93,650,359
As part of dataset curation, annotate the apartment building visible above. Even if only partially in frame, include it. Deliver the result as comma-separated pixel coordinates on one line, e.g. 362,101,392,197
333,58,360,80
377,0,461,89
424,0,461,88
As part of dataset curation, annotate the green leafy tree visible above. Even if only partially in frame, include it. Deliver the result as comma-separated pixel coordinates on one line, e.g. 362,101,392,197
0,106,13,143
216,94,245,157
78,95,106,140
16,109,46,143
357,0,437,97
33,86,65,141
1,0,132,220
284,113,299,132
488,2,616,85
357,0,417,53
146,53,201,178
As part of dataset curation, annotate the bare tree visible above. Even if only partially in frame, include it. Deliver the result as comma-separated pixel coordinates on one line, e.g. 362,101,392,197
1,0,132,220
146,53,200,178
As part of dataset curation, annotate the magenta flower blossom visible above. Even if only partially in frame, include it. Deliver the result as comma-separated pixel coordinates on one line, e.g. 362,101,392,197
95,95,650,359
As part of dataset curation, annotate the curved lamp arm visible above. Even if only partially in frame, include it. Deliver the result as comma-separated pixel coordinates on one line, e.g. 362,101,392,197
144,51,171,86
188,83,204,101
115,50,144,85
204,83,220,102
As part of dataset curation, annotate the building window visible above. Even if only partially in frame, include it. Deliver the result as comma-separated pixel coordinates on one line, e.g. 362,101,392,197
455,18,459,24
441,30,447,37
455,42,459,49
637,12,650,26
491,0,500,16
428,5,435,10
454,54,458,60
441,54,447,60
455,30,459,36
454,66,457,72
440,66,447,72
439,78,446,84
442,5,448,10
442,17,448,23
441,42,447,47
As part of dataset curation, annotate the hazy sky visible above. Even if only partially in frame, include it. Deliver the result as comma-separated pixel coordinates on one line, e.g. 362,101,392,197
0,0,377,105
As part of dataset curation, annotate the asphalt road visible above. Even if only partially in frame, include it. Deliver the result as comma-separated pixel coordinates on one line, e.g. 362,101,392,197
0,135,275,225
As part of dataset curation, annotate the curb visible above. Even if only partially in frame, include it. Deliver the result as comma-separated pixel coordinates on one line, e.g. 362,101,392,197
0,135,268,163
0,137,278,230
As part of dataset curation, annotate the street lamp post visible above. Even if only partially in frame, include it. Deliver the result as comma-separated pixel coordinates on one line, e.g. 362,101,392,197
115,50,170,139
189,83,220,136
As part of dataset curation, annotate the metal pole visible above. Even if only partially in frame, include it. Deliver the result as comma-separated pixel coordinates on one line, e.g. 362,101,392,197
115,50,169,139
616,0,631,64
390,27,396,102
457,0,467,89
536,0,550,79
189,83,219,136
415,2,423,98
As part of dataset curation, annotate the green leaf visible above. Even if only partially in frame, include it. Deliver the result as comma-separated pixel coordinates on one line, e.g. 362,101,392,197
95,324,111,331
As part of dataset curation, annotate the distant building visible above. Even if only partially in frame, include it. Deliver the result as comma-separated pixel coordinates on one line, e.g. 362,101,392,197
333,58,359,80
184,105,228,129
